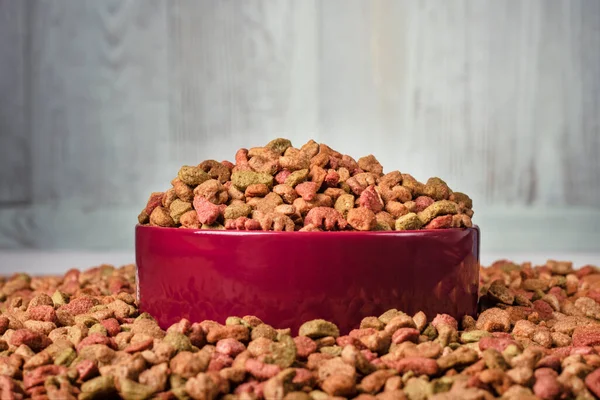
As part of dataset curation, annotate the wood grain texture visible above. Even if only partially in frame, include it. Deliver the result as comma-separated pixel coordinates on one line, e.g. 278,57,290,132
28,0,169,207
168,0,319,165
0,0,169,248
0,0,30,203
318,0,600,208
559,0,600,206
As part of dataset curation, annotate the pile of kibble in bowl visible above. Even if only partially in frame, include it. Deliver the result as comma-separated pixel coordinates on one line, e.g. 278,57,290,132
1,260,600,399
138,138,474,231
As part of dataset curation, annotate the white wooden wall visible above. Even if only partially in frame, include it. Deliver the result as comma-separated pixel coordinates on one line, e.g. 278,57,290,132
0,0,599,253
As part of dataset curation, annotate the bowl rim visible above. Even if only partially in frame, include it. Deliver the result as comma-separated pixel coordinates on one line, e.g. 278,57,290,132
136,224,480,237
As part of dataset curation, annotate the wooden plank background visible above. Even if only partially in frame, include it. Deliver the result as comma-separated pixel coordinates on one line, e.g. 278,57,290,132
0,0,598,253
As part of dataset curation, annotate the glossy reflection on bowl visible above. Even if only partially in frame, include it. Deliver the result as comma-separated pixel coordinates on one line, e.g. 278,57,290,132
135,225,480,334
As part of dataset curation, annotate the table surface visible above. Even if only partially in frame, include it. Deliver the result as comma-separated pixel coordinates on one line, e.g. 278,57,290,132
0,251,599,276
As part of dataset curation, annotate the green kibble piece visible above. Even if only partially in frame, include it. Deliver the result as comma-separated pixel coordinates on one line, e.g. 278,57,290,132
171,386,190,400
319,346,343,357
266,335,297,368
361,316,386,330
117,377,155,400
422,324,438,340
499,263,520,273
402,176,425,196
178,165,210,186
501,345,521,366
309,391,329,400
225,316,244,326
448,342,461,350
74,315,99,328
231,171,274,191
135,312,155,322
80,376,116,399
299,319,340,339
334,193,355,217
417,200,458,225
170,374,187,389
54,348,77,367
224,203,252,220
89,305,108,313
266,138,293,154
284,169,309,188
14,273,31,282
374,221,392,231
89,323,108,337
170,199,193,224
52,290,69,307
532,289,545,301
67,367,79,382
100,265,115,277
460,330,492,343
378,309,404,324
164,332,192,353
431,376,455,394
484,348,509,370
276,329,292,342
395,213,424,231
201,223,225,230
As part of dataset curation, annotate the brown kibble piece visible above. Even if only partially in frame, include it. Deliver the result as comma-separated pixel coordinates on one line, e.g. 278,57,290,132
172,178,195,202
358,155,383,175
347,207,377,231
322,374,356,397
476,308,511,332
150,207,175,227
199,160,232,183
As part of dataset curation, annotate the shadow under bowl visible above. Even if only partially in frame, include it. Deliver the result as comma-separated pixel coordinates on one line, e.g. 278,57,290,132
135,225,480,334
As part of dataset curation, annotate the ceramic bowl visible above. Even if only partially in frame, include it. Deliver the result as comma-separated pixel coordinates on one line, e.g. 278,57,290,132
135,225,480,333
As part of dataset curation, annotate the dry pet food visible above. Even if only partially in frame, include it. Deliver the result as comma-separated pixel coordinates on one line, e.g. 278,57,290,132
138,139,474,231
0,259,600,399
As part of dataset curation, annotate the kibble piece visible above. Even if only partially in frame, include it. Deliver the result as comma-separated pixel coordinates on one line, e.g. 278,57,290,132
299,320,340,339
347,207,377,231
424,177,450,201
476,308,511,332
149,207,175,227
169,199,193,224
266,138,292,154
285,169,309,188
417,200,458,225
395,213,423,231
223,203,252,220
231,170,274,191
199,160,232,183
178,165,211,186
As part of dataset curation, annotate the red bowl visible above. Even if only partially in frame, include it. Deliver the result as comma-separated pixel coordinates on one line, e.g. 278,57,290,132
135,225,480,334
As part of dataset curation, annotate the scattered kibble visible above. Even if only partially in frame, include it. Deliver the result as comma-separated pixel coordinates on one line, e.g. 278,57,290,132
0,259,599,399
138,139,475,231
